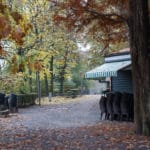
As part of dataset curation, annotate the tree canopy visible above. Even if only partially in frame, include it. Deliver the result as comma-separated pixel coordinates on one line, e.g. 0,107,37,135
52,0,129,53
0,0,31,56
0,0,85,96
51,0,150,136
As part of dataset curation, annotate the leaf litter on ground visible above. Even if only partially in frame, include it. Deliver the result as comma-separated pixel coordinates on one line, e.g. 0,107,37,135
0,95,150,149
0,121,150,149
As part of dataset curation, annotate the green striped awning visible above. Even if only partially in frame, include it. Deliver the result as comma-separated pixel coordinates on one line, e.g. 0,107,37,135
85,60,131,79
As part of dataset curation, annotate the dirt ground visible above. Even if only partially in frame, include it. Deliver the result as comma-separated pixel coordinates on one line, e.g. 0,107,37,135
0,95,100,130
0,95,150,150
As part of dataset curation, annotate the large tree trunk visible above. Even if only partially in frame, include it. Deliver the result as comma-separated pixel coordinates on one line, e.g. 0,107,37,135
129,0,150,135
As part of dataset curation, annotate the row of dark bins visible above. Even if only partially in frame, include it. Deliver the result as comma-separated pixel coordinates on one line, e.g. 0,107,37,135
99,92,134,121
0,93,18,113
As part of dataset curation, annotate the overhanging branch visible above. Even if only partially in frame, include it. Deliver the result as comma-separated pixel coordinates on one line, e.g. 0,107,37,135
71,7,127,24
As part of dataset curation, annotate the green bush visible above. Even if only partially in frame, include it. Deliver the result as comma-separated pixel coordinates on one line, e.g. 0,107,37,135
65,88,80,98
17,93,37,108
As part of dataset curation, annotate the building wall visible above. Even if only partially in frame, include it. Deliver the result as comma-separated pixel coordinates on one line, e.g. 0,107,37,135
112,70,133,93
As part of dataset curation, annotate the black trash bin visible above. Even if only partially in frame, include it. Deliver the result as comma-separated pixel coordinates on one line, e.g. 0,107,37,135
0,93,10,116
0,93,5,105
4,95,10,109
9,93,18,113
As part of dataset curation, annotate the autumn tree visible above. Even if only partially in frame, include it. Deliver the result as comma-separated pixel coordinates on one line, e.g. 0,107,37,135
0,0,30,57
53,30,78,94
52,0,150,135
3,0,55,97
22,0,79,95
2,0,79,97
0,0,31,94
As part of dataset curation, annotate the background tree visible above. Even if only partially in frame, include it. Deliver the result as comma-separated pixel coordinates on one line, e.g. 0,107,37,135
0,0,31,94
53,30,78,94
71,50,91,94
1,0,81,97
52,0,150,136
0,0,30,56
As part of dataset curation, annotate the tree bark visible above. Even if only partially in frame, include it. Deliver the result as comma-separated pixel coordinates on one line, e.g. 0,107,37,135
28,70,32,93
59,76,65,95
58,49,68,95
59,64,67,95
129,0,150,135
50,56,54,96
44,73,49,96
36,71,41,106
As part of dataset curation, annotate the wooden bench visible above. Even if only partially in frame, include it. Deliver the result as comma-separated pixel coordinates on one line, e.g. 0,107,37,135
0,109,9,117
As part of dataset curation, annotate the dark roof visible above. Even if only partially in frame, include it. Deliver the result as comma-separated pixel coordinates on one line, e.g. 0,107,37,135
107,48,130,57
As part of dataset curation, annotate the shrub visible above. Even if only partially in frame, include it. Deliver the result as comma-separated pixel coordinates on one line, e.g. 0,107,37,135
17,93,37,108
65,88,80,98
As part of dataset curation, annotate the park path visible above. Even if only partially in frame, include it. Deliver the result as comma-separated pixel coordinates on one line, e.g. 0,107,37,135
1,95,150,150
1,95,101,130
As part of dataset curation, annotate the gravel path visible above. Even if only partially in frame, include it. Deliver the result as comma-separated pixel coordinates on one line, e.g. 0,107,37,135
1,95,150,150
1,95,101,130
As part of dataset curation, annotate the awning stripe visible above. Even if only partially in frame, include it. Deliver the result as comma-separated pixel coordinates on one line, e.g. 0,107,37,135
85,60,131,79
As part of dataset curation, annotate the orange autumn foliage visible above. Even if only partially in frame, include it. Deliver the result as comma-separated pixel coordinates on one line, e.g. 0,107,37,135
51,0,129,50
11,11,23,25
11,27,26,45
0,1,31,57
0,45,7,56
34,61,43,71
0,15,11,39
